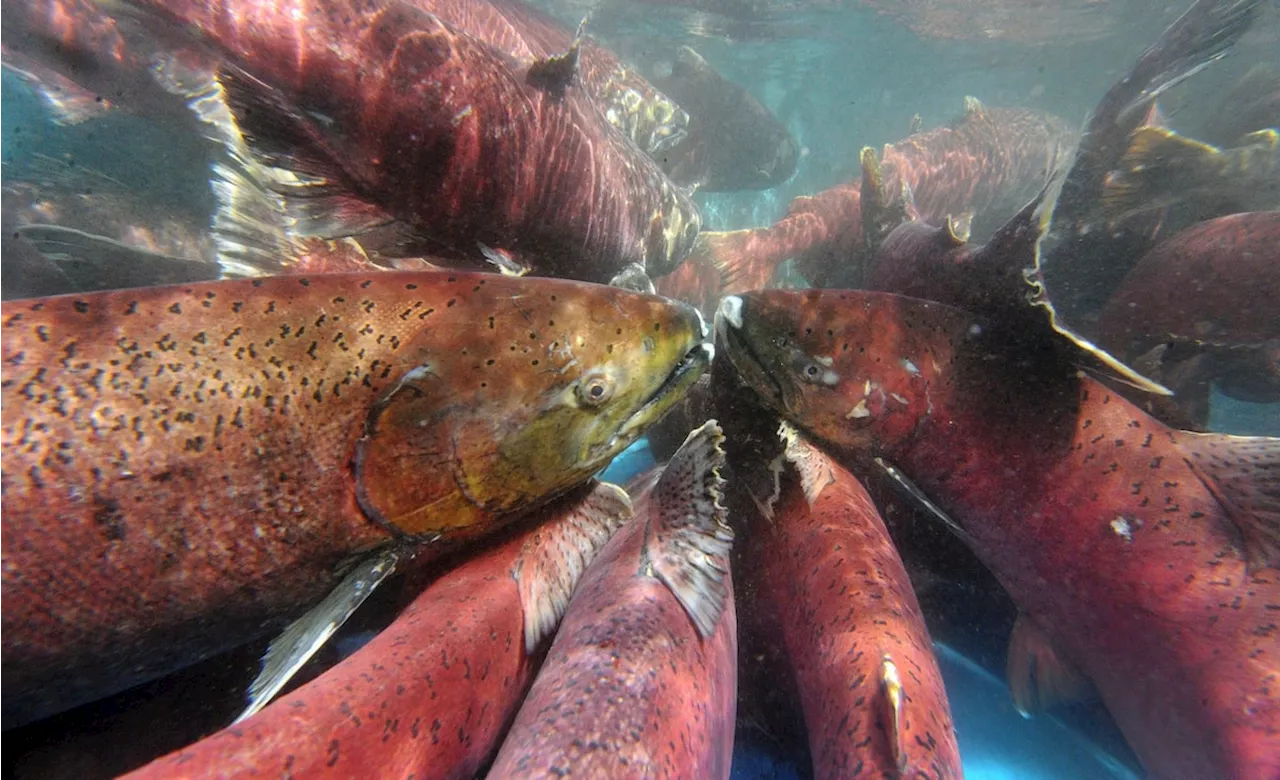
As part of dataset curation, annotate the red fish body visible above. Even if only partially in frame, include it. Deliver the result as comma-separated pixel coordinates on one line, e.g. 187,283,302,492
719,289,1280,780
124,481,632,780
488,422,738,779
1,270,708,725
747,424,963,779
120,0,700,283
1097,211,1280,403
661,100,1072,305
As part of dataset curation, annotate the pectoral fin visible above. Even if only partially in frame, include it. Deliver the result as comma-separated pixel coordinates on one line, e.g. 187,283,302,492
512,481,634,653
1006,612,1095,717
236,545,402,723
645,420,734,639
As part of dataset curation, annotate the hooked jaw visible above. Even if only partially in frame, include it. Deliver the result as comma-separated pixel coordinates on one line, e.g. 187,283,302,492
714,295,789,411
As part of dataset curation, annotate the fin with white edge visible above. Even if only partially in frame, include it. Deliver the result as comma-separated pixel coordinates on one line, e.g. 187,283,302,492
881,655,908,775
644,420,734,639
235,545,401,723
512,480,634,653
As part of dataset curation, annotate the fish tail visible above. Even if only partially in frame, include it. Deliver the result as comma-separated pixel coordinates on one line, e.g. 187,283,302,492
647,421,734,639
1102,127,1221,218
701,229,775,292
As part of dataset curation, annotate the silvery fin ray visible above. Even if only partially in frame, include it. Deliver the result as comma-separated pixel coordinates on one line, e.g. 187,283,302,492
102,0,702,284
1040,0,1266,324
235,546,402,723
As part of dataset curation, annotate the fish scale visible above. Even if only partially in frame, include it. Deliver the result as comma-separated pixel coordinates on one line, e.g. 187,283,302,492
1,269,707,727
719,289,1280,780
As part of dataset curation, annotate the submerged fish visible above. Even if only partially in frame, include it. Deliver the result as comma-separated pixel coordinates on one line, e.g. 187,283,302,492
488,421,737,779
108,0,700,285
743,421,962,779
125,480,633,779
659,98,1073,308
648,45,800,192
718,289,1280,779
1040,0,1265,324
1102,126,1280,219
1,270,710,726
1096,211,1280,421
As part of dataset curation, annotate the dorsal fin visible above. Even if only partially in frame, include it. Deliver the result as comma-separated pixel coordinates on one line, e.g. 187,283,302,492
945,212,972,245
526,16,587,98
963,95,985,118
908,113,924,135
1173,431,1280,573
1006,612,1096,717
513,480,634,652
645,420,734,639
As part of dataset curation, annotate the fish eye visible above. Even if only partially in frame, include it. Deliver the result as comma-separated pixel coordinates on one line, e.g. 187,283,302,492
801,363,823,382
577,371,616,407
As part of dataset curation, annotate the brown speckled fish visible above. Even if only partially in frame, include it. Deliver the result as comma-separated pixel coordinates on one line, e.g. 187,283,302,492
488,421,737,779
1,270,710,726
718,289,1280,779
123,480,633,780
745,422,963,779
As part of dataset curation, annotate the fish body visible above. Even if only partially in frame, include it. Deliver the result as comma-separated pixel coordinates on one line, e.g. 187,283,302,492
666,100,1072,302
648,45,800,192
746,424,962,779
119,0,700,283
488,421,737,779
422,0,691,156
124,480,633,780
1097,210,1280,414
718,289,1280,780
1103,126,1280,219
1,270,709,725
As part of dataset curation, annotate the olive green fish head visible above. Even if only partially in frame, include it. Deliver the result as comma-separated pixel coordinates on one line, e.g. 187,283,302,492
715,290,972,457
356,274,710,540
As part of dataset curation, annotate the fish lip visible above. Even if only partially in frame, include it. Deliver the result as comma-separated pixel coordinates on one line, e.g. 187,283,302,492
613,340,714,443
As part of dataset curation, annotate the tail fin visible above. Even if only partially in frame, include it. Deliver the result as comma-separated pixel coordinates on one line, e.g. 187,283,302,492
1103,127,1221,218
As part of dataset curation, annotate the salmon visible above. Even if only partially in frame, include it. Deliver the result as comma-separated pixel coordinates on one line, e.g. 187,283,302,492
123,480,633,779
657,99,1074,311
717,288,1280,779
1,270,711,725
488,421,737,778
112,0,701,285
746,422,963,779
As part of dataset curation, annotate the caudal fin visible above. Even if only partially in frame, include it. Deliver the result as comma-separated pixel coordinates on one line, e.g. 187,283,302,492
1103,126,1221,218
646,420,734,639
1006,612,1096,717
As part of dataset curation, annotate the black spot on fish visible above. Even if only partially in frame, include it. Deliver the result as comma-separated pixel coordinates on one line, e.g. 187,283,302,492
93,495,127,542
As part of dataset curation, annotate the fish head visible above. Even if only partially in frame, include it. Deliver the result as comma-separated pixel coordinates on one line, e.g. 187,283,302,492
356,276,712,539
715,289,973,457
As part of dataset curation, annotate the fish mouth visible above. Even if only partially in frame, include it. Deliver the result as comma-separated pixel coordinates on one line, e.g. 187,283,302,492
613,340,714,444
715,296,789,410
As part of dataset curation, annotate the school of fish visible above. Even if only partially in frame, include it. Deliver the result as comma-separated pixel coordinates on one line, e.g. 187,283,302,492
2,0,1277,777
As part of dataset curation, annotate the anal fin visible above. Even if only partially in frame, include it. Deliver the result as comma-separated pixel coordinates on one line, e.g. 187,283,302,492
1006,612,1095,717
512,481,634,653
235,546,401,724
1175,431,1280,573
645,420,734,639
777,420,836,508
